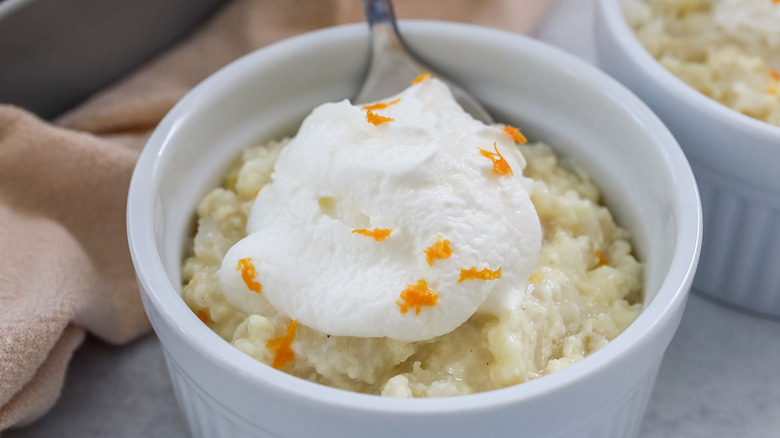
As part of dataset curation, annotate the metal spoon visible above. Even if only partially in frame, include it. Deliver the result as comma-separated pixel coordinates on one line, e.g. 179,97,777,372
354,0,494,124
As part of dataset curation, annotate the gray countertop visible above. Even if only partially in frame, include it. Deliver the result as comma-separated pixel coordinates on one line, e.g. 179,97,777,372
5,0,780,436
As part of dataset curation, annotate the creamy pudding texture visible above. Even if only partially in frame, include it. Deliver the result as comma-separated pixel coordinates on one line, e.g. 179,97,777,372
714,0,780,47
182,77,643,397
624,0,780,126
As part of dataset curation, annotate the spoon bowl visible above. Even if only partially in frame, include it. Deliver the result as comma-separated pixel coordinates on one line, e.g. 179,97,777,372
355,0,494,124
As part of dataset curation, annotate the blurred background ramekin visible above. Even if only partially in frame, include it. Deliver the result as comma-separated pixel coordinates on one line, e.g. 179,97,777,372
127,21,701,438
595,0,780,318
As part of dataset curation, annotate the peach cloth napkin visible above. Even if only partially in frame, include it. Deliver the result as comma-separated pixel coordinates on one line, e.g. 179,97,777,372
0,0,553,430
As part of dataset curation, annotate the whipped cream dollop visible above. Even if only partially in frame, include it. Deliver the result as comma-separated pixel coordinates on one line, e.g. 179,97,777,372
714,0,780,48
219,78,541,342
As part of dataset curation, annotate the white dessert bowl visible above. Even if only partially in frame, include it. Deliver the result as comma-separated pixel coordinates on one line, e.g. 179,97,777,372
127,21,701,438
594,0,780,318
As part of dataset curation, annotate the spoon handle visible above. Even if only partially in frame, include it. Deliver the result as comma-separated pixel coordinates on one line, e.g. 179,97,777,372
362,0,393,25
355,0,427,104
361,0,400,37
360,0,410,58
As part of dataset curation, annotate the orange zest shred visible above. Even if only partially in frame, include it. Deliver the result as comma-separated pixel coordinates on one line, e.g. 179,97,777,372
459,266,502,282
266,320,298,369
529,273,544,284
503,125,528,144
196,310,209,323
236,257,262,294
352,228,393,241
254,187,262,198
412,72,432,84
362,97,402,111
366,110,394,126
479,143,513,176
424,235,453,266
595,250,610,267
770,70,780,81
397,279,439,315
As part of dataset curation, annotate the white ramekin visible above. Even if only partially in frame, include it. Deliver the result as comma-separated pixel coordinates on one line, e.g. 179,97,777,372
594,0,780,318
127,21,701,438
